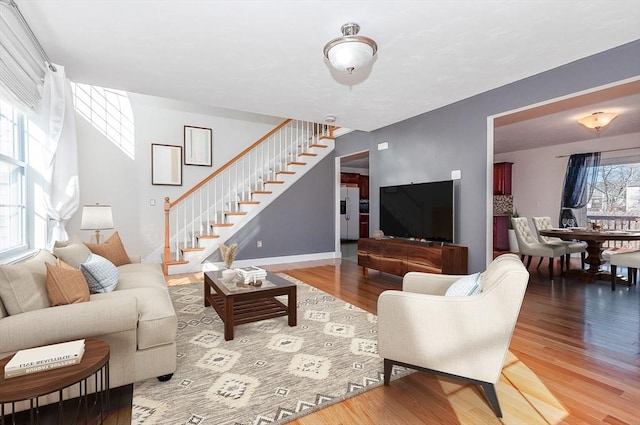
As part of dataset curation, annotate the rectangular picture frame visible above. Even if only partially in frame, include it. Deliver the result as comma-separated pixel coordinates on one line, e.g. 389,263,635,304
151,144,182,185
184,125,212,166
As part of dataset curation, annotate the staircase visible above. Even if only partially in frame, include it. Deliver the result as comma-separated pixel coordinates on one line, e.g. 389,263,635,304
160,119,335,275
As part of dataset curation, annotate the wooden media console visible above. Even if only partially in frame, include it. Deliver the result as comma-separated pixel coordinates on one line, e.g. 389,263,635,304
357,238,468,276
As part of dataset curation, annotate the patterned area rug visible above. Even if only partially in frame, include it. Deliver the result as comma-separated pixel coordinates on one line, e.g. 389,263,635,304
132,274,409,424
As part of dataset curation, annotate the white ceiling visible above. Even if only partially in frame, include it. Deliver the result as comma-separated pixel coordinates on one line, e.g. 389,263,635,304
14,0,640,137
7,0,640,173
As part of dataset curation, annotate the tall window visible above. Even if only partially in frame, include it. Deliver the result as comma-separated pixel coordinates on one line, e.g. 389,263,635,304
71,83,135,159
0,99,27,255
587,159,640,249
588,162,640,218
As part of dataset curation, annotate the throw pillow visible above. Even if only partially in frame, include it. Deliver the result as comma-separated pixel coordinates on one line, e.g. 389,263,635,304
85,232,131,267
445,272,482,297
0,251,53,315
80,254,119,293
45,260,90,306
53,236,92,268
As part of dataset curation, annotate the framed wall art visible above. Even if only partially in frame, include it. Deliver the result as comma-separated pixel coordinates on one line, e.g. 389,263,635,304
184,125,212,166
151,144,182,185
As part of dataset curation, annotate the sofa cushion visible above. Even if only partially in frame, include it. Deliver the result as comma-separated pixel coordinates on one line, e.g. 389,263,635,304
46,260,90,306
0,250,54,315
86,232,131,267
116,262,167,290
92,287,177,349
80,254,119,293
53,237,92,269
445,272,481,296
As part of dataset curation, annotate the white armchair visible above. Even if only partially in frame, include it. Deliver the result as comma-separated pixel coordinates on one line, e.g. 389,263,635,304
532,216,587,269
378,254,529,418
511,216,566,278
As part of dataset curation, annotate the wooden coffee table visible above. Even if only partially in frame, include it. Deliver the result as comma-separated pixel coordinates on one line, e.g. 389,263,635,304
204,271,297,340
0,338,110,424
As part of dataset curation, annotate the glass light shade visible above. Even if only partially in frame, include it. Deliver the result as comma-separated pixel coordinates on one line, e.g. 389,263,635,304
578,112,618,130
81,204,114,230
326,41,375,73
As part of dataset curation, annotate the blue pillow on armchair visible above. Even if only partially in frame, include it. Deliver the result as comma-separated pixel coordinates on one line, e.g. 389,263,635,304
445,272,482,297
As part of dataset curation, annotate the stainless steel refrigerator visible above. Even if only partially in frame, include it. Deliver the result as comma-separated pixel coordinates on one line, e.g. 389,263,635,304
340,186,360,240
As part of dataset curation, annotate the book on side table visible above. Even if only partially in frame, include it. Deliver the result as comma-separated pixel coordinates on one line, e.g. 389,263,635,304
4,339,85,378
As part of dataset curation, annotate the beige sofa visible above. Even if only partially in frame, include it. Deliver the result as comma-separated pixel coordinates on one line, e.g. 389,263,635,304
0,240,177,405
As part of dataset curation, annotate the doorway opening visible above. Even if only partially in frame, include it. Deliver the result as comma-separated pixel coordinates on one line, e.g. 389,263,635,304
336,151,369,263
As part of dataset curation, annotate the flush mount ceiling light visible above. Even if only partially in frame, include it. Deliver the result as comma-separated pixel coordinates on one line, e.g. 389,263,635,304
323,23,378,74
578,111,618,134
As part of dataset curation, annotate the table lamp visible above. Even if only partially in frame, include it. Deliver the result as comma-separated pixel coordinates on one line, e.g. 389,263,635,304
80,204,114,243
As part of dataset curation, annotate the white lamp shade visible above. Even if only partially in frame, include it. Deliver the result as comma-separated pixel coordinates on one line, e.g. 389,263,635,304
81,205,114,230
327,41,375,72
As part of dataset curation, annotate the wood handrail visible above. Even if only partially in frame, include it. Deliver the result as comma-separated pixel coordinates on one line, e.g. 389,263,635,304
168,118,293,208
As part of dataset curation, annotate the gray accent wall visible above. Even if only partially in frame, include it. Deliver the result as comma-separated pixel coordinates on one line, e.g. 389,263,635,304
211,154,335,262
336,40,640,272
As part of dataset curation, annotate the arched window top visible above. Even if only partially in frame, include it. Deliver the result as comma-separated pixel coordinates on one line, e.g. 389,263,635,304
71,83,135,159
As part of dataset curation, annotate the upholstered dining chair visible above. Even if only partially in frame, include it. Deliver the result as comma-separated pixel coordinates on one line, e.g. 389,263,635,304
532,216,587,269
378,254,530,418
609,250,640,290
511,217,566,278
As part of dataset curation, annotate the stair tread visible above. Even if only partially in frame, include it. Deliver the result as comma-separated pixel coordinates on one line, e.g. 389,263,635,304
238,201,260,205
195,234,220,239
211,223,234,227
166,260,189,266
252,190,273,194
264,180,284,184
181,247,205,252
225,212,247,216
318,136,335,141
288,161,307,166
276,170,295,175
299,152,317,157
309,143,329,148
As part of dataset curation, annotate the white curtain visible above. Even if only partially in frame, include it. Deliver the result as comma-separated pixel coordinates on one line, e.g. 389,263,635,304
39,64,80,248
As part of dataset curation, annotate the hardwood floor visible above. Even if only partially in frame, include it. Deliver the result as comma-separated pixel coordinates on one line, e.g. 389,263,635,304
23,256,638,424
265,256,640,425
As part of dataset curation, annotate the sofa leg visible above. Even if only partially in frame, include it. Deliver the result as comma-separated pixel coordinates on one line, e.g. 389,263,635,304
157,373,173,382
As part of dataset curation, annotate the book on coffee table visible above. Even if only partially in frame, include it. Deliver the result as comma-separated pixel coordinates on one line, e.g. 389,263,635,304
4,339,85,378
235,266,267,283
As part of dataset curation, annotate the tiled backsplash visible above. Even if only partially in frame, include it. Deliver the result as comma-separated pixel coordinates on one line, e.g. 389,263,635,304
493,195,513,214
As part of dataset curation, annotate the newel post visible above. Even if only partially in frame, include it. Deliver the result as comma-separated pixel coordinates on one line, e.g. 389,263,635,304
163,197,171,275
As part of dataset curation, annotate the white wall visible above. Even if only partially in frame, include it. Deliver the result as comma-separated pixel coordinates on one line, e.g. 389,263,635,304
495,132,640,227
65,93,281,257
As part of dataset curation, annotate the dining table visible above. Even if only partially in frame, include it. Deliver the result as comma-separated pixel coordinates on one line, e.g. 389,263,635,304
539,228,640,282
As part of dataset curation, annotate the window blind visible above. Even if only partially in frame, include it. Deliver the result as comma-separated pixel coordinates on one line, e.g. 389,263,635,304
0,3,47,111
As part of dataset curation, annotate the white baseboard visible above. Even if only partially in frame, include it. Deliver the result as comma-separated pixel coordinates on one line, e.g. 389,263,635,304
202,251,340,272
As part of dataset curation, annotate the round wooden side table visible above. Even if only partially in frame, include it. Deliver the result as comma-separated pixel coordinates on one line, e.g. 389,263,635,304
0,339,110,425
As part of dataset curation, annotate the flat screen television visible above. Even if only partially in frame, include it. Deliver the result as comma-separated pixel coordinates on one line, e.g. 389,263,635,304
380,180,454,242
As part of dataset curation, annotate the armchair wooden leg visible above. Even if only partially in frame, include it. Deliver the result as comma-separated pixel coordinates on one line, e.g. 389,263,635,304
536,257,543,269
580,252,586,269
565,254,570,269
383,359,393,386
526,256,532,268
480,382,503,418
611,265,617,291
548,258,554,278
